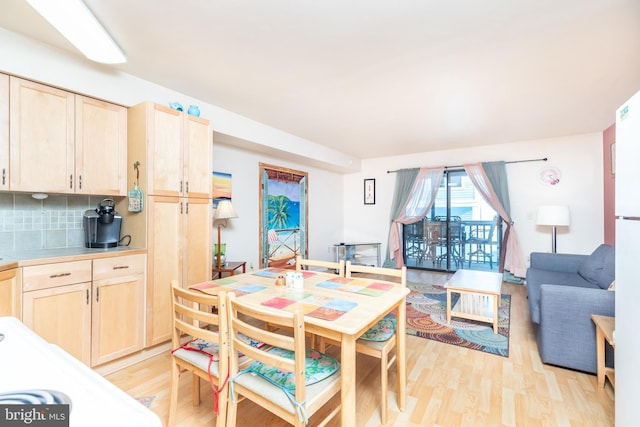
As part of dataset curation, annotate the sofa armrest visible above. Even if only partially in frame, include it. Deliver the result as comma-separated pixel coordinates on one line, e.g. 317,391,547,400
530,252,587,273
538,284,615,373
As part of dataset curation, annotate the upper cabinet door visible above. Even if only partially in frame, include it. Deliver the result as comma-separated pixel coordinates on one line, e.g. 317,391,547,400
183,114,211,199
9,77,75,193
75,96,127,195
0,74,8,191
148,103,183,196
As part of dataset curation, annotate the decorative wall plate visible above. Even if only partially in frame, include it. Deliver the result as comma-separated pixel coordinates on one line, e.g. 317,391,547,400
539,166,561,186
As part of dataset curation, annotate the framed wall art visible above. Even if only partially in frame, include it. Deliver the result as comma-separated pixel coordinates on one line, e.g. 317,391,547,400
212,171,232,208
364,178,376,205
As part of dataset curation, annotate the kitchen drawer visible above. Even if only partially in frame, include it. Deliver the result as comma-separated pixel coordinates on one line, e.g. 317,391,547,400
23,260,92,291
93,254,145,280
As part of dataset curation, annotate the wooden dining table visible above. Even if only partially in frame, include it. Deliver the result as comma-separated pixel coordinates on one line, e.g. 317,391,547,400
189,267,409,426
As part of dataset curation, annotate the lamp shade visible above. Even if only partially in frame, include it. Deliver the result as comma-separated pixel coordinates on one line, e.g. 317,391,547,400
536,205,570,226
214,200,238,220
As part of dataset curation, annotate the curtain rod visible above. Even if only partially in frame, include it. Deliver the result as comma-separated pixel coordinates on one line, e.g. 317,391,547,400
386,157,547,173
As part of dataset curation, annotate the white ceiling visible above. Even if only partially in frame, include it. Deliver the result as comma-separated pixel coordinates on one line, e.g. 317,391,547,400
1,0,639,159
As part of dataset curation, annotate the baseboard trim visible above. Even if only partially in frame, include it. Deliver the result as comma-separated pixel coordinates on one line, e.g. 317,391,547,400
94,341,171,376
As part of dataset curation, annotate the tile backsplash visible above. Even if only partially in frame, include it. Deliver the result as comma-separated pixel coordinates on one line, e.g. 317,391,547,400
0,193,116,252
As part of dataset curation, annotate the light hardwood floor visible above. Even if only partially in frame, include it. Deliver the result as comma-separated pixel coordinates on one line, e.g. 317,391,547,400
105,269,615,426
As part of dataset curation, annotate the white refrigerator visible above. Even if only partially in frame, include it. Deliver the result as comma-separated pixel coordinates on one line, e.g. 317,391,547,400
615,89,640,426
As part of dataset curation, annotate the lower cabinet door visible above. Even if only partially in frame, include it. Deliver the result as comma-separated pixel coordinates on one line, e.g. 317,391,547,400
22,282,92,365
91,273,145,366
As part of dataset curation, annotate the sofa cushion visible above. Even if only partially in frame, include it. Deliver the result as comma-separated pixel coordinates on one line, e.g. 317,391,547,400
577,244,615,289
526,268,598,324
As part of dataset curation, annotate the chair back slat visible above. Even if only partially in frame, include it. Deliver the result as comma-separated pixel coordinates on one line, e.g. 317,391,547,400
296,255,345,275
345,262,407,287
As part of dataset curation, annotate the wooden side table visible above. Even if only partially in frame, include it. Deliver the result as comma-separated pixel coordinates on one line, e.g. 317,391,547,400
212,261,246,279
591,314,615,389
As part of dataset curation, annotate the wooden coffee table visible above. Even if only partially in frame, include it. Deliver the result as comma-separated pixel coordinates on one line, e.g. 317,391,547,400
444,269,504,333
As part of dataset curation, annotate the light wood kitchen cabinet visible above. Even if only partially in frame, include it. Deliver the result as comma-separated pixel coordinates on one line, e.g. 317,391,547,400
21,254,146,367
91,254,145,366
22,260,93,364
0,266,21,318
146,196,182,345
144,196,212,346
183,112,212,198
7,76,127,195
9,77,75,193
128,102,211,197
75,95,127,195
122,102,212,347
0,73,8,191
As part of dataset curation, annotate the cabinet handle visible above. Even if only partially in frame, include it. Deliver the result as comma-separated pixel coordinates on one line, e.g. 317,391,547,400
79,175,82,190
185,202,189,214
113,265,129,270
186,181,189,194
180,180,183,193
69,174,73,189
86,289,89,305
96,286,100,302
180,202,183,214
49,272,71,278
2,168,5,185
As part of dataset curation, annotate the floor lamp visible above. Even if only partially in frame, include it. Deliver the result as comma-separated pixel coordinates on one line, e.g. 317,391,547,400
214,200,238,268
536,205,570,253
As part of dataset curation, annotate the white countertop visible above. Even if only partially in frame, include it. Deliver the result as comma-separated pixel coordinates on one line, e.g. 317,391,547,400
0,316,161,427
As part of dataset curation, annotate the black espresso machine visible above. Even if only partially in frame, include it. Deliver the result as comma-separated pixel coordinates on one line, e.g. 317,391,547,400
83,198,122,248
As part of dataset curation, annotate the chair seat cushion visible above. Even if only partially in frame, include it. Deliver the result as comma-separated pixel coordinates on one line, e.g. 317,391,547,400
360,315,396,342
248,348,339,390
183,333,264,361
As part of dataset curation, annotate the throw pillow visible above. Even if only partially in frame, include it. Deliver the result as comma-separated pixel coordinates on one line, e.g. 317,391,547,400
248,347,339,390
577,244,613,288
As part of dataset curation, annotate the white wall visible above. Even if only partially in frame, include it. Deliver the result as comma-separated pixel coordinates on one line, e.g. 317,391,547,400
343,133,605,267
212,144,344,268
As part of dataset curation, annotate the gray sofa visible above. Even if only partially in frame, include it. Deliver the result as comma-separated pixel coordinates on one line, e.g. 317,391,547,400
525,244,615,373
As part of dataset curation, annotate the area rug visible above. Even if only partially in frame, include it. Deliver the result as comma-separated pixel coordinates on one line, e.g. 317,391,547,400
406,281,511,357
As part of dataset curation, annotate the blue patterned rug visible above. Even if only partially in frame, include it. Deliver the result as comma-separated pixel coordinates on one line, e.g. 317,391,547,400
406,282,511,357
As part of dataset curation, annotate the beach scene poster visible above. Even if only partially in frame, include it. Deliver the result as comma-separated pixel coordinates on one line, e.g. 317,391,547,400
260,164,308,268
212,171,232,208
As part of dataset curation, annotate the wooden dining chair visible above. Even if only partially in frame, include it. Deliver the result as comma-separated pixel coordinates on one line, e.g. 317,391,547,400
319,261,407,424
295,255,345,276
226,292,342,427
168,281,229,427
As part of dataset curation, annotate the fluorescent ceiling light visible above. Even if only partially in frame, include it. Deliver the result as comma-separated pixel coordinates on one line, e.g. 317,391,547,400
26,0,126,64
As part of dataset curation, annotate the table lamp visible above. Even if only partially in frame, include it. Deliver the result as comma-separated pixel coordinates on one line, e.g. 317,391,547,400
536,205,570,253
214,200,238,268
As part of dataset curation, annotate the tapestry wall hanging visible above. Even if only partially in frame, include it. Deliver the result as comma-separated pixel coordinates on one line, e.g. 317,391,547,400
259,163,308,269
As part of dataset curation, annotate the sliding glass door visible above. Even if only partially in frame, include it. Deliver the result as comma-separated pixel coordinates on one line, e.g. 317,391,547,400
403,170,501,272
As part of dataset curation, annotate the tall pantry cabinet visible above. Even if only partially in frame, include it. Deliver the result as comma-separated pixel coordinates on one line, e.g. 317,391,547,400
121,102,212,346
